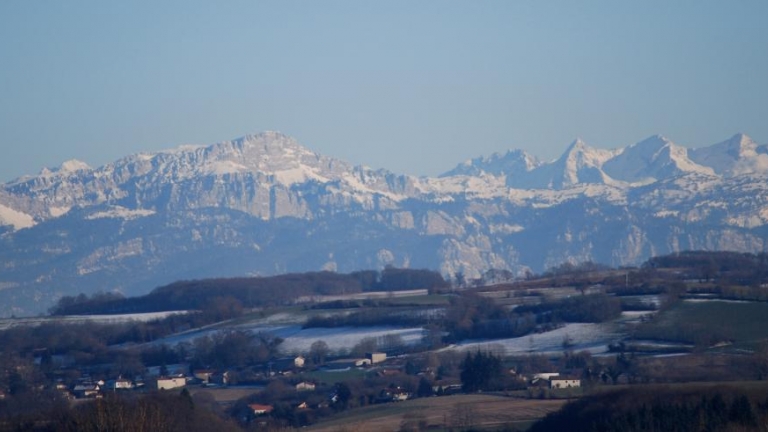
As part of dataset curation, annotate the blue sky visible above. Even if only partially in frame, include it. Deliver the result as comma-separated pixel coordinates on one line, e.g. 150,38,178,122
1,1,767,181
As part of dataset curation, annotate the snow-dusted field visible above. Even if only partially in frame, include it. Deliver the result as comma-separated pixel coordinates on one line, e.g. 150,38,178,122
65,311,189,323
277,326,424,355
620,294,662,306
0,311,188,330
145,322,424,356
625,340,694,350
294,289,428,304
447,322,623,356
618,310,656,324
683,298,753,304
3,305,636,359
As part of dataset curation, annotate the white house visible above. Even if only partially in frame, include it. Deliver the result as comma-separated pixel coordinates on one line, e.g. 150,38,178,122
193,369,216,384
157,376,186,390
107,378,133,390
533,373,560,380
366,352,387,364
391,391,410,401
295,381,316,391
73,383,100,398
294,356,305,368
248,403,273,415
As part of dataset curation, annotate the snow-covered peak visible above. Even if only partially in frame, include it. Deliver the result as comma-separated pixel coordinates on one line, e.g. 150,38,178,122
559,138,617,165
602,135,714,183
4,130,768,229
541,138,617,188
36,159,92,177
103,131,337,185
727,133,756,152
566,137,587,151
504,138,618,190
690,133,768,176
59,159,91,173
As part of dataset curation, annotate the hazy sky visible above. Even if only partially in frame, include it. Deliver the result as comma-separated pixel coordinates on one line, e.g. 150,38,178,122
1,1,767,181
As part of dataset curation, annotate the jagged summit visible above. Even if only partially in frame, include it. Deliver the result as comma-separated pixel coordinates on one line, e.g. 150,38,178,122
441,133,765,190
232,131,313,154
535,138,616,189
1,130,768,316
440,149,539,178
564,137,587,152
103,130,348,185
1,131,415,225
558,138,617,166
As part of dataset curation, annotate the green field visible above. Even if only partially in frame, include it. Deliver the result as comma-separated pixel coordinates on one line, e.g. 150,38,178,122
634,300,768,348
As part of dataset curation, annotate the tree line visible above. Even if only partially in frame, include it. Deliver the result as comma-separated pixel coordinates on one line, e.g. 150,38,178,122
50,267,448,315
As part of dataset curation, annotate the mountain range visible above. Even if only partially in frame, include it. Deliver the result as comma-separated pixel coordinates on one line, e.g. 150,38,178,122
2,131,768,316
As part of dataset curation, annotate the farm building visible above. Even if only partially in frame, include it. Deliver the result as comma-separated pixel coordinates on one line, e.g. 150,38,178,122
550,378,581,389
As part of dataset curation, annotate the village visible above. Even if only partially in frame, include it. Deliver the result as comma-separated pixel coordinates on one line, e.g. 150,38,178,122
37,345,585,428
4,252,768,430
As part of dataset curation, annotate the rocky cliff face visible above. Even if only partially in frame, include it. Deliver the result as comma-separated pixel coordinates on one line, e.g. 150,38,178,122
1,131,767,316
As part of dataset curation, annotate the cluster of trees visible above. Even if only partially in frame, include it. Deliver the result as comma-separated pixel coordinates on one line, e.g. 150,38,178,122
48,291,126,314
530,386,765,432
189,330,283,371
51,268,447,315
0,306,256,363
645,251,768,285
0,321,151,376
375,267,449,292
460,351,508,392
443,294,514,341
517,294,623,324
441,293,620,343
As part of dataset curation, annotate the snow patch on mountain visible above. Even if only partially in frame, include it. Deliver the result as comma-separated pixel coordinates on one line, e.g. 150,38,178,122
201,160,250,176
86,206,156,220
489,223,525,234
0,204,35,230
273,166,330,186
418,174,508,199
49,206,71,218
